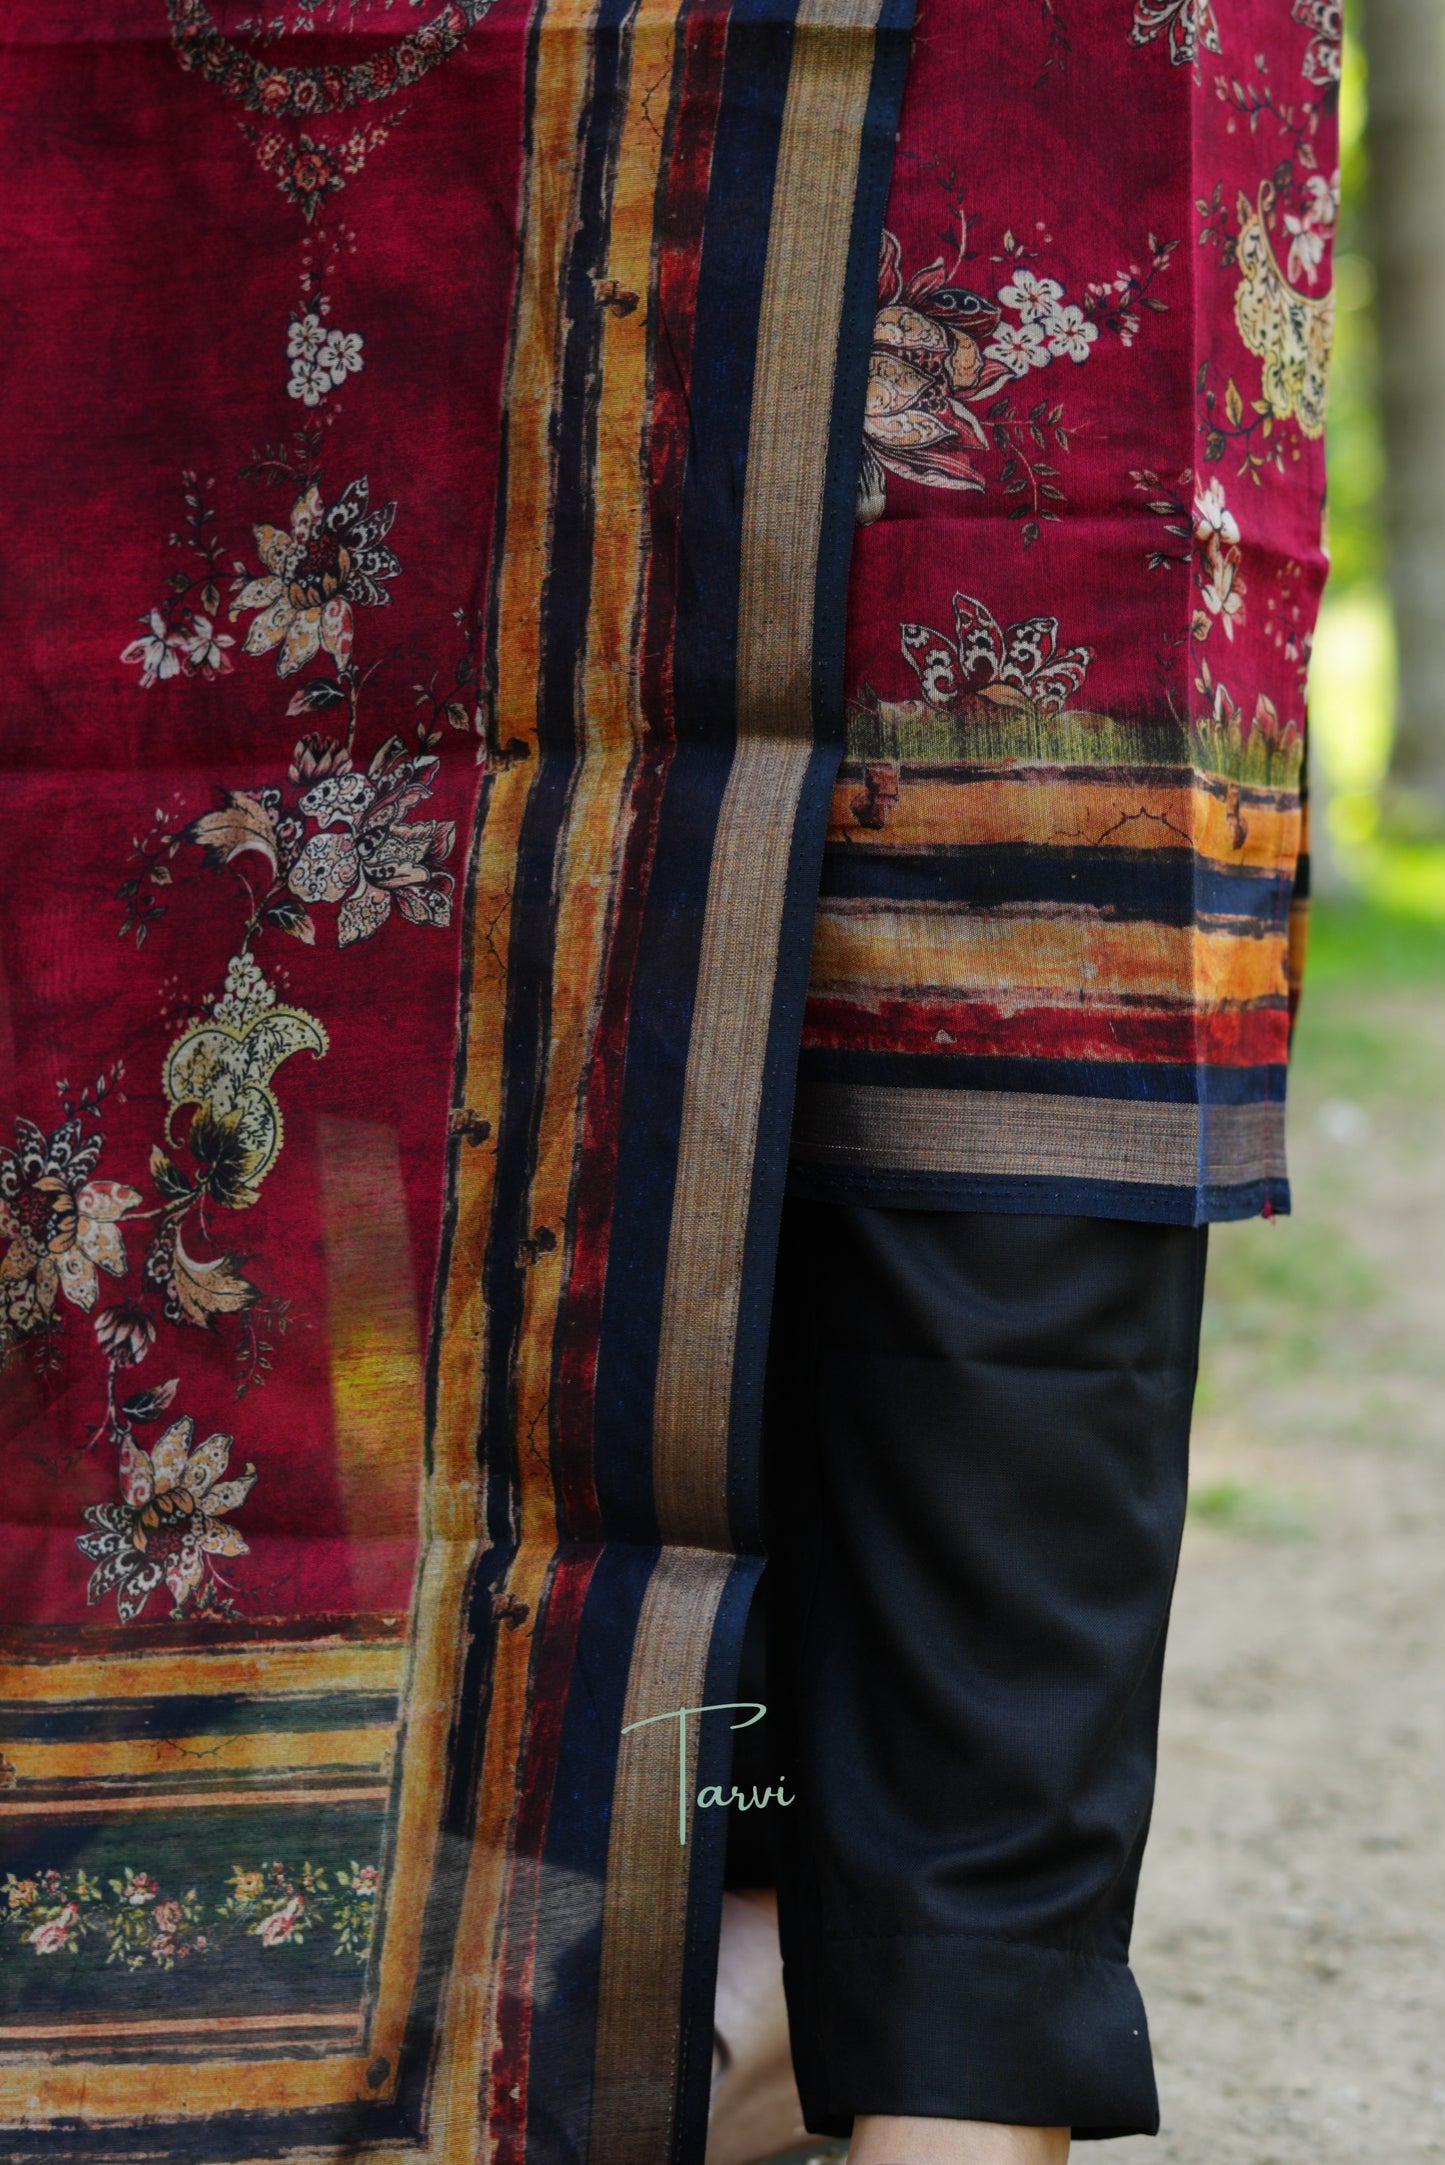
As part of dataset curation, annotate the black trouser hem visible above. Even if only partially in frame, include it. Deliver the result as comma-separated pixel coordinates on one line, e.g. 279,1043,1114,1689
786,1928,1161,2142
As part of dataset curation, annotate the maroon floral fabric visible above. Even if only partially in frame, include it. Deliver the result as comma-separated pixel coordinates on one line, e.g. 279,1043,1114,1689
792,0,1339,1224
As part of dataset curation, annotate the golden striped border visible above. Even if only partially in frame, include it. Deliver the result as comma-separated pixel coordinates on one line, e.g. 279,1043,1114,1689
807,906,1291,1008
825,769,1303,872
588,1548,736,2164
791,1080,1287,1191
651,0,888,1548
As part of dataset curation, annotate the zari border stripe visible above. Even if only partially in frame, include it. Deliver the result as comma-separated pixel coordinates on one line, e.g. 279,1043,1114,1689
791,1081,1288,1192
588,1548,736,2165
651,0,902,1549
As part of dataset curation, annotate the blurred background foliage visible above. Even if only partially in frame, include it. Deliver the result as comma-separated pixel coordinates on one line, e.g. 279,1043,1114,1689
1309,0,1445,920
1309,2,1391,854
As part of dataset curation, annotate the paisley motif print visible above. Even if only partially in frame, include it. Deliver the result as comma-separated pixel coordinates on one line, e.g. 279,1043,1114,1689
162,957,329,1202
1234,183,1334,438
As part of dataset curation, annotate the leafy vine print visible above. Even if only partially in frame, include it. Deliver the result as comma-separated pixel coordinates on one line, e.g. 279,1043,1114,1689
2,1857,380,1968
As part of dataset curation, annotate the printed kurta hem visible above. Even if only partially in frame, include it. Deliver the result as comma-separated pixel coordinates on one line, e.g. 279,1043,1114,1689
0,0,1334,2158
789,0,1334,1226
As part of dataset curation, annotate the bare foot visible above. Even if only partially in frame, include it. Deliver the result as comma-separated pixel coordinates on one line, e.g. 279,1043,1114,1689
848,2116,1070,2165
706,1889,813,2165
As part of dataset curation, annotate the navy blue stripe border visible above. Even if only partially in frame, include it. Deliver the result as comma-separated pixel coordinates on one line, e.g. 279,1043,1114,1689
785,1160,1291,1227
593,0,802,1542
797,1048,1288,1106
820,843,1293,926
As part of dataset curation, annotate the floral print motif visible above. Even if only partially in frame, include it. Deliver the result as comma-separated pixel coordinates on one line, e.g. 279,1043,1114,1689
1132,468,1249,647
287,311,365,406
160,951,329,1207
219,1858,379,1958
181,736,458,951
860,234,1004,508
1233,183,1333,438
91,245,476,1601
233,478,399,676
94,1302,158,1367
0,1120,140,1364
166,0,493,216
77,1413,257,1623
859,223,1177,540
898,593,1094,715
168,1,487,124
1282,172,1337,289
121,607,235,687
1292,0,1342,86
287,740,456,944
2,1856,380,1967
1130,0,1220,67
1192,477,1245,642
120,609,187,687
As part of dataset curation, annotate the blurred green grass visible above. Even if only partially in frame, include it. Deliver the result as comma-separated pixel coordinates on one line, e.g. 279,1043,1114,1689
1189,865,1445,1497
1305,875,1445,987
1187,1478,1314,1542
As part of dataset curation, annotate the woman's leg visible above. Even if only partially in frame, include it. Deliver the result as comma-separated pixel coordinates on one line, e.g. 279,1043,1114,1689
762,1201,1208,2148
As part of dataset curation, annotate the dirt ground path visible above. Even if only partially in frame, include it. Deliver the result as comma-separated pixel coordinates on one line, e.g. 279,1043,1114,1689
1096,977,1445,2162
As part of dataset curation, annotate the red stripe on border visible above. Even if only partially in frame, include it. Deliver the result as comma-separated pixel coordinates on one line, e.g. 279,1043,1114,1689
486,1547,601,2163
800,994,1292,1067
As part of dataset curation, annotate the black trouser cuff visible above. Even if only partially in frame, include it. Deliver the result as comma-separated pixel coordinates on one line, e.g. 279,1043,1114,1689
785,1929,1160,2141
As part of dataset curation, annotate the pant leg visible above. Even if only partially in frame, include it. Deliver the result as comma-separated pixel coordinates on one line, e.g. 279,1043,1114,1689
762,1201,1208,2142
721,1576,781,1892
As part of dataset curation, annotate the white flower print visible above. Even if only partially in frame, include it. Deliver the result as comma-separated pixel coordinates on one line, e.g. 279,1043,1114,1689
321,329,364,386
996,271,1064,321
1193,478,1240,545
1042,303,1099,363
287,320,364,404
1284,171,1338,287
120,609,187,688
1198,548,1244,638
985,320,1050,376
287,312,327,363
288,358,334,407
175,615,235,679
1192,479,1245,642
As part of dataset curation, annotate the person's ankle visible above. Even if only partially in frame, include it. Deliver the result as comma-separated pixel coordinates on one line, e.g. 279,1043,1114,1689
847,2114,1070,2165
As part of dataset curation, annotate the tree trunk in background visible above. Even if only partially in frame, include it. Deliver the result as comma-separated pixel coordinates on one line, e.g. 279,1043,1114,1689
1363,0,1445,819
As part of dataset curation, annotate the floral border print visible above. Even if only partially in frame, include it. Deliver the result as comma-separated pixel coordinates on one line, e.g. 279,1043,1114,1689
165,0,496,217
3,1858,380,1969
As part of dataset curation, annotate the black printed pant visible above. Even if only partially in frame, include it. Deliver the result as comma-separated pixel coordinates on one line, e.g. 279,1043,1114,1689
725,1201,1209,2141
